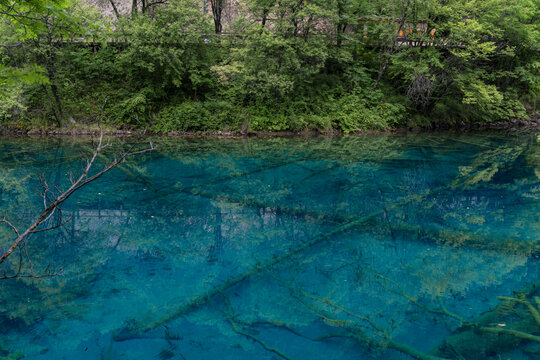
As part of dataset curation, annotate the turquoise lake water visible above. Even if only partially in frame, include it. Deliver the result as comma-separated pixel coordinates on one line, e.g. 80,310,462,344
0,132,539,360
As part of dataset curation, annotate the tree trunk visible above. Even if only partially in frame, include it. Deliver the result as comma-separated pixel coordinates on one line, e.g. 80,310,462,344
109,0,120,19
45,37,64,127
373,0,411,90
112,181,464,341
261,8,269,27
336,0,344,46
210,0,223,34
131,0,138,17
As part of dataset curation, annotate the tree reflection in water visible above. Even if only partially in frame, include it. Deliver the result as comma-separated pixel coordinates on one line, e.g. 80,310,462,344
0,133,538,359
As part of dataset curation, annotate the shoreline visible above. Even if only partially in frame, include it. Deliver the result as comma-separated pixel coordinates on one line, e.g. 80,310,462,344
0,118,538,137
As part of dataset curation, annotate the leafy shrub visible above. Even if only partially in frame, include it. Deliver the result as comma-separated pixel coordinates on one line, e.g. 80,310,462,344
152,100,240,132
329,92,407,133
0,82,26,122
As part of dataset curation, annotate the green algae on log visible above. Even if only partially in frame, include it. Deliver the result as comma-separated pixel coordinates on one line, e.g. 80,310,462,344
431,282,540,360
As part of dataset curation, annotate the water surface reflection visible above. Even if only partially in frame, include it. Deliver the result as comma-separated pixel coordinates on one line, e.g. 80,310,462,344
0,133,538,359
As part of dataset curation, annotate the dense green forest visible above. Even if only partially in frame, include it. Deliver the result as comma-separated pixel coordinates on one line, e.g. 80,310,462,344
0,0,539,132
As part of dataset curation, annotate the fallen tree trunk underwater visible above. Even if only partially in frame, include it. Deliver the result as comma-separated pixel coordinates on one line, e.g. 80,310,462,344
115,154,539,258
112,184,450,341
108,142,539,360
431,282,540,360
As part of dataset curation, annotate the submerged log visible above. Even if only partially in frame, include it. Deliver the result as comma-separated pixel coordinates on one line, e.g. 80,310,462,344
112,144,536,347
105,143,538,259
121,158,540,258
113,186,449,342
431,282,540,360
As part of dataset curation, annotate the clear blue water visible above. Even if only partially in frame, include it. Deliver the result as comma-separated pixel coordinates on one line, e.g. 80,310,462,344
0,133,539,360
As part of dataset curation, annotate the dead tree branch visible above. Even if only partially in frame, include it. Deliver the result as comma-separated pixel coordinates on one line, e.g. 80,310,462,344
0,122,155,279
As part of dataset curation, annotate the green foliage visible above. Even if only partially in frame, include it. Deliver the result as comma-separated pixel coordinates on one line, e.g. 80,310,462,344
152,100,240,132
0,0,538,130
0,81,26,121
213,27,329,104
246,103,308,132
330,91,407,132
117,2,213,89
0,62,49,123
0,0,69,39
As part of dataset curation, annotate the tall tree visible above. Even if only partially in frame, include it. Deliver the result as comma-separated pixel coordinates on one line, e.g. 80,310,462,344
210,0,224,33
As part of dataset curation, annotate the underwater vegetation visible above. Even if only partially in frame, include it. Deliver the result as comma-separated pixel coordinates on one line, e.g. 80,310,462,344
0,132,538,359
